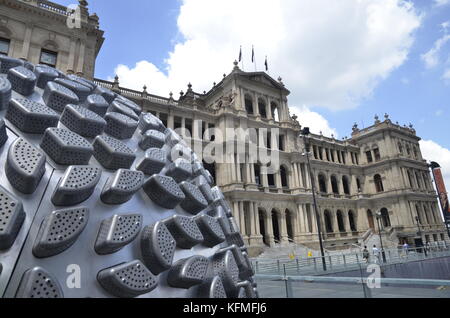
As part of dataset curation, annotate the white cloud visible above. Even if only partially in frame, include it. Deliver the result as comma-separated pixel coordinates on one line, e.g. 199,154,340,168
434,0,450,7
435,109,444,116
443,68,450,80
420,140,450,192
112,0,421,113
292,106,337,137
421,34,450,69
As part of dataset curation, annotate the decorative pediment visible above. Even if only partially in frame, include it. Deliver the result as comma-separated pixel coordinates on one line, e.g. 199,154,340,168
238,72,290,94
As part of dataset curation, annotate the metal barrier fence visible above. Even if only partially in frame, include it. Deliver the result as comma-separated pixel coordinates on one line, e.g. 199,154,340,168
254,274,450,298
252,246,450,276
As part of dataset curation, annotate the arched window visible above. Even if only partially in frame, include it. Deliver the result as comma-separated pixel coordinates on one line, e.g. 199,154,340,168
398,142,403,155
406,145,411,156
374,174,384,193
318,174,327,193
415,205,422,224
324,210,333,233
258,98,267,118
286,210,294,242
259,209,269,246
415,172,422,189
254,164,262,186
349,211,357,232
245,94,254,114
413,147,419,159
380,208,391,227
272,210,280,243
373,147,381,161
271,102,280,122
280,166,288,188
331,175,339,194
342,176,350,195
356,178,363,193
407,170,414,188
337,210,346,232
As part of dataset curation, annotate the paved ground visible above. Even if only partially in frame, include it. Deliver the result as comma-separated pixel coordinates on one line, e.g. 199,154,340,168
256,280,450,298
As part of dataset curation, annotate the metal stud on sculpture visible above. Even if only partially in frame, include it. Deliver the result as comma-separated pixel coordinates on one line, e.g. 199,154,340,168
0,77,12,110
139,129,165,150
6,98,59,134
95,214,143,255
34,65,59,89
97,260,157,298
7,66,37,96
143,175,185,209
60,104,107,137
211,250,240,297
108,100,139,121
0,56,24,74
54,78,91,102
85,94,110,117
163,215,204,249
0,119,7,147
43,81,80,113
197,276,227,298
194,214,225,248
93,135,136,170
6,138,46,194
32,207,89,258
15,267,63,298
104,112,138,140
100,169,144,205
0,186,25,250
51,166,101,206
40,128,93,166
166,158,192,183
167,256,210,289
140,222,176,275
114,97,141,116
135,148,167,176
138,112,165,133
179,181,208,215
94,86,116,104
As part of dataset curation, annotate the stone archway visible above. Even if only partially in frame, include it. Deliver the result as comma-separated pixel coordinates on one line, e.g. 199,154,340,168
271,210,281,243
286,209,294,242
259,209,269,246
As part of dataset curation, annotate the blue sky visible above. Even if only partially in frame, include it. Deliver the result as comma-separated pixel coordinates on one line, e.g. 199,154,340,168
58,0,450,169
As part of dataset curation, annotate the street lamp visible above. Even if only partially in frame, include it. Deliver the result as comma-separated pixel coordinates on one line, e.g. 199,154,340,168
300,127,327,271
375,211,387,263
415,215,427,257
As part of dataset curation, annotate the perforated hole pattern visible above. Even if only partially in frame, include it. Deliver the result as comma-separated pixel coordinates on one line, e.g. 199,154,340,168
0,190,19,232
45,208,88,242
63,166,101,189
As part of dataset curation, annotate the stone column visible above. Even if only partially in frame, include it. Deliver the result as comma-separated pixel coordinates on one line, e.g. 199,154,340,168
21,23,33,60
266,212,275,246
67,37,77,73
343,211,350,234
280,212,289,244
238,202,246,237
168,113,175,130
76,41,85,75
297,204,306,233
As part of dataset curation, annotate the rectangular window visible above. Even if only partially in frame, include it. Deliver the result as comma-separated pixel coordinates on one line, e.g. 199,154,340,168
174,116,182,130
159,113,168,128
208,123,215,141
313,145,318,159
366,151,373,163
279,135,285,151
40,49,58,67
373,148,381,161
185,119,192,137
0,37,10,55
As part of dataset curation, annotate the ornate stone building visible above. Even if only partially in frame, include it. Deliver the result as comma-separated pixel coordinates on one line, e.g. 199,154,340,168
0,0,104,78
2,0,447,256
95,61,447,256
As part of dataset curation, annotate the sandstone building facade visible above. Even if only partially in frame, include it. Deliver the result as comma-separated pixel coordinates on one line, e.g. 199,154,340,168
2,0,447,256
0,0,104,78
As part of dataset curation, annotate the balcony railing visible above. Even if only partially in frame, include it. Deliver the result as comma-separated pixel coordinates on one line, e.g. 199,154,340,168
37,0,70,16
